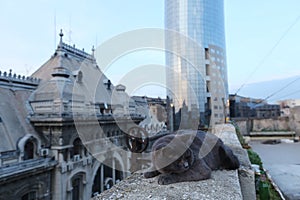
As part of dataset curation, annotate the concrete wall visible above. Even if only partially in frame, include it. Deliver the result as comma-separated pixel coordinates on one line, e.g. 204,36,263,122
234,117,293,135
234,106,300,136
252,118,290,132
290,106,300,135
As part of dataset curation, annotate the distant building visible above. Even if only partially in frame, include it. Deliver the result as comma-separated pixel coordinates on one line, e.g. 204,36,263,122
254,104,281,119
229,94,280,119
0,31,144,199
165,0,229,128
0,72,56,200
278,99,300,116
145,97,167,123
132,96,167,135
278,99,300,108
229,95,263,118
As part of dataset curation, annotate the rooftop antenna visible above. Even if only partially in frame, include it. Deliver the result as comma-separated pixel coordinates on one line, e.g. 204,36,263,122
68,15,72,44
96,34,98,48
25,64,33,76
54,10,57,49
95,34,98,59
59,29,64,46
92,45,95,57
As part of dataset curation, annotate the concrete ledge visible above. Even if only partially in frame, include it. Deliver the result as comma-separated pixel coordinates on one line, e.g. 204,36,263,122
96,171,242,200
250,131,295,136
94,124,255,200
213,124,255,200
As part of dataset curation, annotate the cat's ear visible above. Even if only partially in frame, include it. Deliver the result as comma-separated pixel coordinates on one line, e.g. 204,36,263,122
184,148,192,157
184,148,194,164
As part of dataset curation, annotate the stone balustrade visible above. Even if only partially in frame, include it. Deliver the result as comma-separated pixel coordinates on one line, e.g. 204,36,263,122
60,42,95,61
0,69,40,89
0,69,40,83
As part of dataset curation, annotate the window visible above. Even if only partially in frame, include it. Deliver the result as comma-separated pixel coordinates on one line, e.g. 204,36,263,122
205,48,209,59
92,167,101,197
24,140,34,160
72,177,81,200
21,191,37,200
205,64,210,75
107,131,111,137
73,138,82,156
71,138,83,159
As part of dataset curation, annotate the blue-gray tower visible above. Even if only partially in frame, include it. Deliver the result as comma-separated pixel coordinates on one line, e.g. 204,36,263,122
165,0,228,128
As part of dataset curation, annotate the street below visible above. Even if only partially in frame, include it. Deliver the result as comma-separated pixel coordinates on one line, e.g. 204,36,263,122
250,140,300,200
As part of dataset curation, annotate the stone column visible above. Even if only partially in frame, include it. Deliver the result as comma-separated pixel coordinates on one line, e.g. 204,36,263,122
100,164,104,192
112,158,116,185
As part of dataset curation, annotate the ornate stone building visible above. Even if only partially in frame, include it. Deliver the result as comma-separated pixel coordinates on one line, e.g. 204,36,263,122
132,96,167,136
0,31,144,199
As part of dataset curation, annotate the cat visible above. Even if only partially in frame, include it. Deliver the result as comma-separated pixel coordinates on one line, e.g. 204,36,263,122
144,130,240,185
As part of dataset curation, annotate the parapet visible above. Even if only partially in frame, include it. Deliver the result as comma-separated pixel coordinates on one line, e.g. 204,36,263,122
0,69,40,90
93,124,256,200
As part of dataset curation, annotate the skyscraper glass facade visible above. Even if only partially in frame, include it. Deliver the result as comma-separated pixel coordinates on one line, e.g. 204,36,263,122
165,0,228,127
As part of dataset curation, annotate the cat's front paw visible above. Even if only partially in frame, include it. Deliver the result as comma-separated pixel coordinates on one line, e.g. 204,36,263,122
144,169,160,178
144,171,156,178
158,174,175,185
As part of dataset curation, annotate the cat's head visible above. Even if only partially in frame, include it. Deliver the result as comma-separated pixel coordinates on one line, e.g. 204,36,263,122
157,147,194,174
152,134,195,174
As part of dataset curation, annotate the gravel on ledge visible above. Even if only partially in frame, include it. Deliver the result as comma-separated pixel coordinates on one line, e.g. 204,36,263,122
94,170,242,200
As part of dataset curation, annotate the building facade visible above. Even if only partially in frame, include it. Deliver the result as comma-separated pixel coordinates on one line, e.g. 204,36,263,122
278,99,300,116
131,96,167,135
165,0,228,128
0,32,144,200
229,94,280,119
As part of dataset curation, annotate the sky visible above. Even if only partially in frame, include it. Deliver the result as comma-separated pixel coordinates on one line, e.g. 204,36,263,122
0,1,300,99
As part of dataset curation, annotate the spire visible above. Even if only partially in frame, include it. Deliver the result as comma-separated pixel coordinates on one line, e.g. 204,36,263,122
59,29,64,46
91,45,95,57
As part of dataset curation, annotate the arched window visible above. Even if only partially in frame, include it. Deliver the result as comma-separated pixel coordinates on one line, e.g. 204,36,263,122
24,140,35,160
72,176,82,200
70,138,83,159
21,191,37,200
73,138,82,156
114,158,123,182
92,166,102,197
91,159,124,197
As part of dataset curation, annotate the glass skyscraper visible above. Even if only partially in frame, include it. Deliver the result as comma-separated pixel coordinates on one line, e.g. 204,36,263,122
165,0,228,128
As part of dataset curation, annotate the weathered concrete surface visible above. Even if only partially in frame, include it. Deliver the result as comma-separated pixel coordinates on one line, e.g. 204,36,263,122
95,171,242,200
213,124,255,200
252,118,290,132
234,117,298,136
250,131,295,136
94,124,255,200
250,141,300,199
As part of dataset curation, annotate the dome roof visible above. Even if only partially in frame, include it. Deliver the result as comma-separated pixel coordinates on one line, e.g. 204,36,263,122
30,67,83,102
